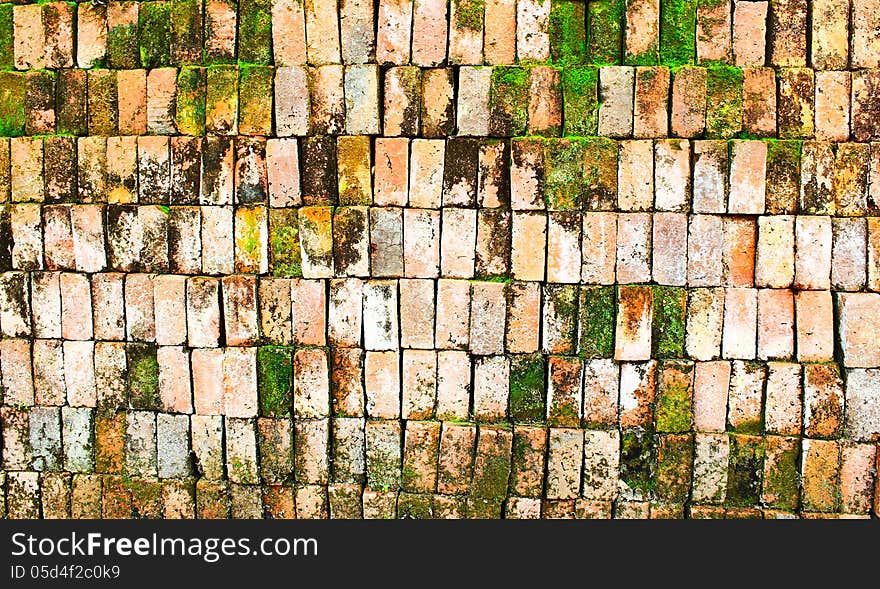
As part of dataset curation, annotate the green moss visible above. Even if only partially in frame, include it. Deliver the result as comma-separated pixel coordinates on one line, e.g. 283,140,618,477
471,443,511,500
581,136,618,209
651,286,686,358
238,0,273,64
0,4,13,70
139,1,171,69
549,1,587,65
726,434,765,507
238,65,273,133
620,427,655,498
176,67,206,136
108,20,139,69
257,346,293,417
562,67,599,136
0,71,25,136
655,362,693,433
171,0,205,65
547,284,579,348
653,434,695,503
579,286,615,358
398,493,433,519
269,208,302,277
454,0,485,31
660,0,697,66
543,138,584,210
509,354,545,423
488,66,530,136
126,344,160,410
705,66,743,138
586,0,624,65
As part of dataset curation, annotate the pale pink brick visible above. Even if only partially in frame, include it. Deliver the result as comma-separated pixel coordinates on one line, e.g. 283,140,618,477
814,71,851,142
399,278,434,349
470,281,507,356
158,346,192,414
516,0,550,62
692,141,728,213
837,293,880,368
671,67,707,138
309,65,345,135
63,340,96,407
722,217,756,287
757,288,794,361
794,216,832,290
742,67,777,136
509,139,543,210
32,272,61,339
266,139,301,207
117,69,147,135
436,350,471,420
546,428,583,500
618,360,656,428
840,443,876,514
374,138,410,206
273,0,307,65
294,348,330,418
547,212,581,284
511,212,546,281
654,139,690,212
1,340,33,405
363,280,399,350
69,206,106,273
652,212,687,286
528,67,562,136
11,137,44,203
305,0,341,64
10,204,42,271
291,278,327,346
328,278,363,347
223,347,258,418
728,140,767,215
60,272,92,341
484,0,516,64
365,350,400,418
274,68,310,137
722,288,757,360
697,0,731,63
456,67,492,136
755,215,794,288
852,0,880,69
376,0,413,64
616,213,652,284
408,139,444,208
43,2,74,69
506,281,540,353
33,340,64,406
832,218,867,291
90,273,124,341
626,0,660,63
124,273,154,342
403,208,440,277
685,288,725,361
693,361,731,432
222,275,259,347
633,67,669,138
75,3,105,68
733,1,767,66
192,348,224,415
153,275,187,346
448,0,483,64
765,362,803,435
402,349,437,419
412,0,449,66
147,68,177,135
186,277,221,348
14,4,45,69
581,212,617,284
440,208,477,278
582,359,619,427
615,286,653,361
617,140,654,211
598,67,635,139
435,278,470,350
688,214,724,287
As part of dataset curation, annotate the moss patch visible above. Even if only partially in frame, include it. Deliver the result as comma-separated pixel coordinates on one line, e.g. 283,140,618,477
488,66,530,137
238,65,273,134
620,427,655,498
126,344,160,410
726,434,765,507
655,362,693,433
543,138,584,210
562,66,599,136
651,286,686,358
0,4,13,70
454,0,485,32
581,136,618,210
653,433,695,503
705,66,743,138
238,0,272,64
509,354,545,423
108,18,139,69
139,1,171,69
587,0,624,65
550,0,587,65
176,67,207,136
762,438,800,511
660,0,697,66
0,71,25,136
579,286,615,358
765,139,801,214
257,346,293,417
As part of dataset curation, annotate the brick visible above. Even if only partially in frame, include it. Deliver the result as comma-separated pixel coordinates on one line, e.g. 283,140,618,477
838,293,880,368
365,420,402,490
762,435,800,510
799,141,835,214
441,208,476,278
328,279,363,347
528,66,562,136
298,206,333,277
764,362,802,436
732,1,766,66
654,139,690,212
616,213,651,283
398,279,434,349
756,289,794,361
651,213,687,285
517,0,551,62
449,0,483,64
344,65,380,135
705,66,743,138
472,425,512,501
794,216,831,289
687,215,723,287
542,284,578,355
384,67,421,136
475,209,510,277
420,68,455,137
803,364,844,439
547,355,581,427
722,288,757,359
191,415,224,478
834,142,871,215
726,360,764,433
778,68,814,139
624,0,659,64
365,351,400,418
617,141,652,211
434,278,469,350
473,355,509,421
633,67,669,138
670,67,706,138
546,428,583,500
615,285,652,361
742,68,777,136
331,418,365,484
722,217,755,287
411,0,448,65
840,442,876,514
831,218,867,291
598,67,634,138
755,216,794,288
815,71,850,142
801,438,840,512
402,420,440,492
793,290,834,362
811,0,849,70
309,66,345,135
157,414,191,478
769,0,807,66
226,418,259,484
457,67,492,136
436,350,470,420
401,350,436,420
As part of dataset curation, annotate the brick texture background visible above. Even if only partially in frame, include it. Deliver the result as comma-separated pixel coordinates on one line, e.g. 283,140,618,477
0,0,879,519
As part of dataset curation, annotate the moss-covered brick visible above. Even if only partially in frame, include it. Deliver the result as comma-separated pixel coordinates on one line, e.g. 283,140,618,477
171,0,204,65
0,4,13,70
705,66,743,139
442,137,480,205
108,6,140,69
764,139,801,214
301,136,338,205
139,1,172,69
206,65,239,135
655,360,693,433
586,0,624,65
25,70,56,135
660,0,697,66
562,66,598,136
653,433,694,503
332,206,368,274
550,1,587,65
488,66,530,137
176,67,207,136
726,434,764,507
130,478,163,519
579,286,615,358
397,492,433,519
87,70,118,136
269,209,302,277
56,69,88,136
546,284,580,353
620,427,655,498
509,353,545,423
581,136,618,210
651,286,686,358
127,343,160,410
337,135,372,205
543,138,584,210
762,436,800,511
0,71,25,136
238,65,273,136
257,346,293,417
471,428,512,500
238,0,272,64
454,0,485,32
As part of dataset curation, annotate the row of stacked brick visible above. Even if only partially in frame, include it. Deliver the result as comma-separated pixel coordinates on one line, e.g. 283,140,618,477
2,64,880,140
3,0,879,70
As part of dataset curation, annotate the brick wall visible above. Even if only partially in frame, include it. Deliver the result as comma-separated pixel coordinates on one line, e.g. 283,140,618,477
0,0,878,519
